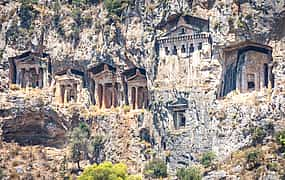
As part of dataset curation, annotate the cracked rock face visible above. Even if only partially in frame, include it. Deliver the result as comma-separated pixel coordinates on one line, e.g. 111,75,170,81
1,107,67,148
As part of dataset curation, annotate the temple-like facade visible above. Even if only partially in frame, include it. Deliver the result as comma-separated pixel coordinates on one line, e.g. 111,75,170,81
157,14,211,59
88,63,123,109
8,51,51,89
155,14,212,89
54,68,84,104
219,41,274,97
88,63,148,109
123,68,148,109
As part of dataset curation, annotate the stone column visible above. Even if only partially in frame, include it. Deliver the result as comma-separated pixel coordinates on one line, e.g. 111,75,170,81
74,83,78,103
112,83,116,108
16,69,20,85
43,68,47,88
268,64,273,89
102,84,106,109
254,72,259,91
260,66,264,89
241,67,247,93
26,68,31,89
38,68,43,88
135,86,139,109
64,88,68,104
94,82,99,107
55,83,61,104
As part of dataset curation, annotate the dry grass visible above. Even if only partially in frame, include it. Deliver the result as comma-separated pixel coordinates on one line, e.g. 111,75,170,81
9,84,20,91
218,142,285,177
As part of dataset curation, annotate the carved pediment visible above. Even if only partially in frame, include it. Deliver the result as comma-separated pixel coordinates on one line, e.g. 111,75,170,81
128,75,146,82
162,25,201,37
167,98,188,110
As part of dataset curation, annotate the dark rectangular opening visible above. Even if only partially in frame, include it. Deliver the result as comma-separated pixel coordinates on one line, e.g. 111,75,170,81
181,45,186,53
248,81,255,90
173,46,177,55
264,63,268,88
198,42,202,50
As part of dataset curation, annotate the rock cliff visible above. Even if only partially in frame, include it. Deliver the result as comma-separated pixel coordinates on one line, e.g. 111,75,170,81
0,0,285,179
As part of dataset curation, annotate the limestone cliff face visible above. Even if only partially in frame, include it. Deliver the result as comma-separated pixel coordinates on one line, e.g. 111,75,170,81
0,0,285,179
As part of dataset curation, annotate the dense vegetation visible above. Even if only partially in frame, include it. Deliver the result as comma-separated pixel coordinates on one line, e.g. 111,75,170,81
144,159,167,178
78,162,141,180
69,123,104,169
176,166,202,180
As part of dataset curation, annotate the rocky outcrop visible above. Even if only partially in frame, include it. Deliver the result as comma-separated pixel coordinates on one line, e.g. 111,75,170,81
2,107,66,148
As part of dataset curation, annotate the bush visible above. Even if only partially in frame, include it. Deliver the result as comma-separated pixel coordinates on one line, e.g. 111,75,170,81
144,159,167,178
251,127,266,146
78,161,140,180
19,2,39,29
246,150,262,170
276,130,285,147
176,166,202,180
200,151,216,167
126,175,142,180
123,105,131,113
103,0,129,17
267,162,278,171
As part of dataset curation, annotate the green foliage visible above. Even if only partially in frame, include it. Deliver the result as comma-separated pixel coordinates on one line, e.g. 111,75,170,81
89,135,104,164
72,0,85,6
251,127,266,146
21,0,39,4
78,162,140,180
276,130,285,147
103,0,129,17
59,155,68,178
267,162,279,171
69,123,105,169
19,2,39,29
246,150,262,170
176,166,202,180
200,151,216,167
126,175,142,180
144,159,167,178
69,122,91,169
72,8,82,27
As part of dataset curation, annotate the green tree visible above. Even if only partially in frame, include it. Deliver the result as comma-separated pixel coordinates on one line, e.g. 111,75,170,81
69,122,91,170
78,161,141,180
200,151,216,167
176,166,202,180
144,159,167,178
88,135,104,164
103,0,129,17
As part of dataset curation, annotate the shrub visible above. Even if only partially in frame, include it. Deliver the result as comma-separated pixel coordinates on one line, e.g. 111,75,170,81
267,162,278,171
126,175,142,180
144,159,167,178
103,0,129,17
246,150,262,170
78,161,139,180
89,135,104,164
251,127,266,146
276,130,285,147
200,151,216,167
19,2,39,29
176,166,202,180
123,105,131,113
